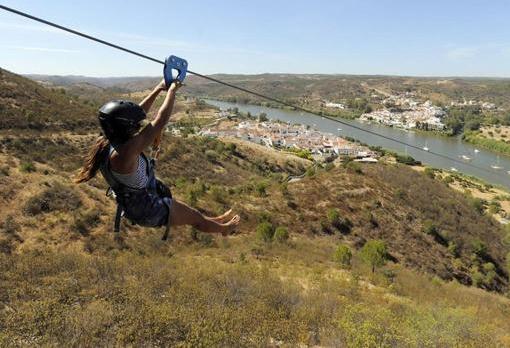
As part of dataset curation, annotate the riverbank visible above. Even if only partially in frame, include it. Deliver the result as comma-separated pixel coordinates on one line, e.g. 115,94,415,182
204,99,510,190
463,130,510,157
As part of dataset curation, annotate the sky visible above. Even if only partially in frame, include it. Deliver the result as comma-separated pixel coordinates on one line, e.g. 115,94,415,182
1,0,509,77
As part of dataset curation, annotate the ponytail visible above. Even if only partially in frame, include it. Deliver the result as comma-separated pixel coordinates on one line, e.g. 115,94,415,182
75,136,110,183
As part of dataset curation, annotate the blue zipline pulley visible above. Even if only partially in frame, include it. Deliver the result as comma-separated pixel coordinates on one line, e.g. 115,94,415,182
164,55,188,86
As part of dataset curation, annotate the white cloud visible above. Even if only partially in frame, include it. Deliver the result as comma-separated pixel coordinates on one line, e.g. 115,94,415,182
0,21,67,35
446,46,479,60
2,45,79,53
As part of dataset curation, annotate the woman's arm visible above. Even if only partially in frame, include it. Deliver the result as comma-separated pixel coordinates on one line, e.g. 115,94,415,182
111,82,182,173
139,80,166,114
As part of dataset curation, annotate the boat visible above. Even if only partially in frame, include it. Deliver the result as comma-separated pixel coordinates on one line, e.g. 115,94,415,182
450,167,458,172
491,156,503,170
423,141,429,152
474,149,480,153
460,155,472,161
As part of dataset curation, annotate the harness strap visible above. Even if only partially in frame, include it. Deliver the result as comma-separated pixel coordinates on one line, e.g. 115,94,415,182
161,199,172,241
114,203,123,233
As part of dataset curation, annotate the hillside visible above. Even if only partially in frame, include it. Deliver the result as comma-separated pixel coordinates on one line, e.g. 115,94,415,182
1,69,510,346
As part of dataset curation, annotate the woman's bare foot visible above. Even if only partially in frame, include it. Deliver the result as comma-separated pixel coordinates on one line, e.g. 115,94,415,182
210,209,233,223
220,215,240,236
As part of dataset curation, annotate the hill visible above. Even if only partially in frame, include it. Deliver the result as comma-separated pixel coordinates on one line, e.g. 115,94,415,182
1,68,510,346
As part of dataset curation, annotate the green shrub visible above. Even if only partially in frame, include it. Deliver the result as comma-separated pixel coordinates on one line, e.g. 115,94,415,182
334,244,352,268
471,239,488,258
506,252,510,274
488,201,501,214
444,175,454,184
255,181,268,197
424,167,435,179
273,227,289,243
345,161,362,174
20,161,36,173
256,222,274,243
470,267,484,287
447,241,458,257
395,154,421,165
470,197,485,214
360,240,388,272
423,220,439,237
205,149,219,162
327,208,340,226
483,262,496,286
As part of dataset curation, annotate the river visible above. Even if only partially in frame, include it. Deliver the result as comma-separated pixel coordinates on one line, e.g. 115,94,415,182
205,99,510,190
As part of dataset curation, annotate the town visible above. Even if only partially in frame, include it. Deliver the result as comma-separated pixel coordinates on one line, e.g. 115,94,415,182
352,92,501,131
358,93,446,130
195,111,377,162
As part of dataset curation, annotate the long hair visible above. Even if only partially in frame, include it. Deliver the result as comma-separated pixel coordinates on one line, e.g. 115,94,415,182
75,135,110,183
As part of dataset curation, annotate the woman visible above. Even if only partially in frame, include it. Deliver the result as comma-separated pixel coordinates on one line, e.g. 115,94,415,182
75,79,240,238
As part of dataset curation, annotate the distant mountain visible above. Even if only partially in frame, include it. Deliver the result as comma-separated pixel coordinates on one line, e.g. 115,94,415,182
25,74,160,92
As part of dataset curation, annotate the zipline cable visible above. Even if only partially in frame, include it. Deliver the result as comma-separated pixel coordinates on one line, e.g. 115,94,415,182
0,4,507,179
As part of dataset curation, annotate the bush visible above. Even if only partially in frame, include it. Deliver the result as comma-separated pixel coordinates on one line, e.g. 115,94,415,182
327,209,353,234
483,262,496,286
444,175,454,184
395,154,421,166
424,167,435,179
471,239,488,258
470,267,484,287
20,161,36,173
447,241,458,257
345,161,362,174
334,244,352,268
256,222,274,243
24,183,82,215
205,149,219,162
273,227,289,243
327,208,340,226
506,252,510,274
73,209,101,236
255,181,268,197
360,240,388,272
423,220,439,237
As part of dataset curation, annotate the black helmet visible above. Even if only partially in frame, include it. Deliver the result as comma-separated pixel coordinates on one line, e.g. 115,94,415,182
98,100,146,144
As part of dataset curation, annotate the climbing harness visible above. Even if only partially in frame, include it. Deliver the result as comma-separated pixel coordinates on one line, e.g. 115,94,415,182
101,148,173,240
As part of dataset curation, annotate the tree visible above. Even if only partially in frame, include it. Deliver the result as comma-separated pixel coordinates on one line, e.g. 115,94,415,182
334,245,352,268
258,113,268,122
360,240,388,272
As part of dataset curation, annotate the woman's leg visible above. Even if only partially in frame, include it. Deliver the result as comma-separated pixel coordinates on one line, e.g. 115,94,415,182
169,200,239,235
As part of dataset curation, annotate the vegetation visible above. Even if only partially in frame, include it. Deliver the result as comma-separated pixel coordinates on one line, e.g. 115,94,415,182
360,240,388,272
1,69,510,345
463,130,510,156
333,244,352,268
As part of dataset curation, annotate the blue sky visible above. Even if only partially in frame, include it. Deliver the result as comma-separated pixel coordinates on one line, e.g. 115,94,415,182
1,0,509,77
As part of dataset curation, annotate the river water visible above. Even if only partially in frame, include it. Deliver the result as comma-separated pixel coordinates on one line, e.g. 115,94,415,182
205,99,510,190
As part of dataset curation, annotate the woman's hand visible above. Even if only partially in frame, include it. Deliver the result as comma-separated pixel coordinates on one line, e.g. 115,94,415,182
169,80,183,93
156,79,168,92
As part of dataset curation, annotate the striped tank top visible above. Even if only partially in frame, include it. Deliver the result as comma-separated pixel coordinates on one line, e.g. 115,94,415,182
110,148,149,189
